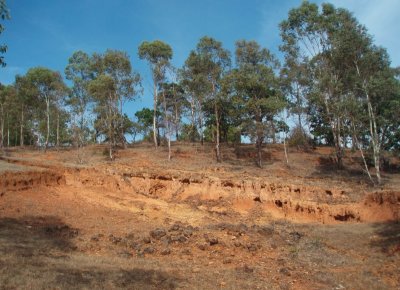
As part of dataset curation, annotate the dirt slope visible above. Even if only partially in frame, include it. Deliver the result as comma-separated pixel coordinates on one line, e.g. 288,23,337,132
0,144,399,289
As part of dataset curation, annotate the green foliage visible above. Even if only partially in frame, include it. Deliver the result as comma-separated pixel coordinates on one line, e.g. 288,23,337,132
226,40,285,166
134,107,154,139
287,125,314,150
179,123,200,142
138,40,172,82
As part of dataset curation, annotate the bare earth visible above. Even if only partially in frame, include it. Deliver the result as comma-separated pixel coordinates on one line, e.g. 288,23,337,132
0,143,399,290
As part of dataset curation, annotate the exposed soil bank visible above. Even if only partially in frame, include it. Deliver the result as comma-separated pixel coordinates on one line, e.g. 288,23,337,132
0,171,66,192
66,168,400,224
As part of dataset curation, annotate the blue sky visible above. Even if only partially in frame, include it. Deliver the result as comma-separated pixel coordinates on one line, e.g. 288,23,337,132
1,0,399,116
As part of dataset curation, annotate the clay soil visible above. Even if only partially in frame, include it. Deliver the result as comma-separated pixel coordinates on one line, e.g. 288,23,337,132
0,143,399,290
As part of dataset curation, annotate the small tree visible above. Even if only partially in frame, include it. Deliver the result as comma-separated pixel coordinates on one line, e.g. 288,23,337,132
228,40,284,167
192,36,231,162
24,67,67,151
88,75,117,160
138,40,172,148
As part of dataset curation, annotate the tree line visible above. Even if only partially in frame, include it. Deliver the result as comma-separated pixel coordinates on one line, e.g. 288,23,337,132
0,2,399,184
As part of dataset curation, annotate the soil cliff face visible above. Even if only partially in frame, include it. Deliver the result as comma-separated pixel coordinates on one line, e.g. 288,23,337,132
64,167,400,224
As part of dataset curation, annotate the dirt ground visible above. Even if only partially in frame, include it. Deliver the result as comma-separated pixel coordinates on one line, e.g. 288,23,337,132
0,143,399,290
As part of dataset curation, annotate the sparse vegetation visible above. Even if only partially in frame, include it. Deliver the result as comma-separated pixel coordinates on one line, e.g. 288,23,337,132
1,1,399,289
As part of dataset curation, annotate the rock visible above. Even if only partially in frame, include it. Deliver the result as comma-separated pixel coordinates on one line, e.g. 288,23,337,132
150,228,167,240
209,237,219,246
247,243,258,252
197,243,207,251
125,232,135,240
181,248,191,255
91,235,100,242
161,248,171,255
279,267,290,276
169,224,180,232
143,247,155,254
161,235,171,246
288,231,302,242
234,241,242,247
241,265,254,273
128,241,140,250
223,258,232,264
109,235,122,244
183,228,193,237
143,236,151,244
204,234,218,245
170,234,187,243
178,235,188,243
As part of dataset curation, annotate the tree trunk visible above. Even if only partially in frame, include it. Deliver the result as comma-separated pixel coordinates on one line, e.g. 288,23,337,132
0,105,3,148
108,98,114,160
198,102,204,145
45,97,50,151
283,132,289,166
355,63,381,184
7,117,10,147
352,123,374,185
56,111,60,148
271,119,276,144
175,105,179,140
368,100,381,184
323,94,343,169
20,107,24,147
255,110,263,168
153,82,158,149
120,99,127,149
214,102,221,162
163,91,171,161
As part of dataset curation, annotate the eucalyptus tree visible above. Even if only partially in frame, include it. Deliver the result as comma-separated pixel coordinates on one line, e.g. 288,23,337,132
0,84,15,147
192,36,231,162
281,1,400,183
138,40,172,148
180,51,208,144
134,107,154,140
14,74,38,146
158,80,186,160
88,74,116,159
280,2,354,168
280,58,310,137
86,50,141,157
24,67,67,150
1,85,18,146
89,50,141,151
102,50,141,148
228,40,284,167
165,82,186,140
65,51,93,147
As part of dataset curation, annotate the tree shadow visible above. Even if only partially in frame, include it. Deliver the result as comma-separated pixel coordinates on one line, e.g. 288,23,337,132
54,267,178,290
369,222,400,255
0,216,179,289
308,156,372,182
0,215,78,257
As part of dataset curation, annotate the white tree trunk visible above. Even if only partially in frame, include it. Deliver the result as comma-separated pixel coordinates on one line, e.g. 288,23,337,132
45,96,50,151
56,111,60,148
20,107,24,147
153,82,158,148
